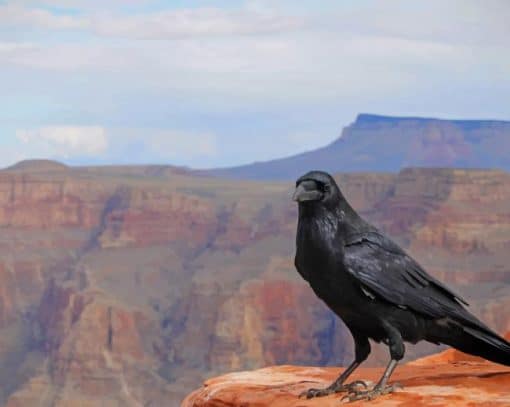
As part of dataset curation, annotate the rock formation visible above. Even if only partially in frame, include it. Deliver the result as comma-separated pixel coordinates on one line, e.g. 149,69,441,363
183,339,510,406
207,114,510,179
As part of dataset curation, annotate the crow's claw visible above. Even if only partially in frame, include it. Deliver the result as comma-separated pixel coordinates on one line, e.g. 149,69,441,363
299,380,369,399
299,387,334,399
341,382,402,403
345,380,368,391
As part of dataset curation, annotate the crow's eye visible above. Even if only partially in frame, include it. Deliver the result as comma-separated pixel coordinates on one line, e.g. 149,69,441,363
317,183,329,193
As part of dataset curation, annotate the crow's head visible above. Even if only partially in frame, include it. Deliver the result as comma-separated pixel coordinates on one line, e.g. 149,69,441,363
293,170,341,209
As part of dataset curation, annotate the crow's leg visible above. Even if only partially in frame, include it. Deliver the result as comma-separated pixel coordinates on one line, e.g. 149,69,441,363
300,360,367,399
343,358,401,402
343,323,404,402
300,332,370,399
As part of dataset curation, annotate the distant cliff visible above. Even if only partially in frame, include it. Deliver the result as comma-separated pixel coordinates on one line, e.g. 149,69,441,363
207,114,510,179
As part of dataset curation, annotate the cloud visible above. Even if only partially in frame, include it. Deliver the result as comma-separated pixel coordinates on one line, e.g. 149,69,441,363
350,0,510,47
0,42,36,53
3,0,505,90
0,4,306,39
0,32,457,103
16,126,108,158
148,131,217,159
93,8,306,39
1,2,507,93
0,4,85,30
110,129,218,164
1,1,510,169
14,0,163,11
4,126,217,168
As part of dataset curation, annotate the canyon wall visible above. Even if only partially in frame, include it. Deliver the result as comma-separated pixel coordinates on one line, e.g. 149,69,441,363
0,162,509,405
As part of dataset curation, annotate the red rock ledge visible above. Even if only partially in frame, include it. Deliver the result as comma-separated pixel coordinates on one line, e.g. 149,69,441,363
183,348,510,406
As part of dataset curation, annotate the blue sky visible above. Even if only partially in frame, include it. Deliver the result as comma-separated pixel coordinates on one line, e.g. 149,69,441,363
1,0,509,169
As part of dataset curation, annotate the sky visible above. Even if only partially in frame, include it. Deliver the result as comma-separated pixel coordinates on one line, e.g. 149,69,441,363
0,0,509,169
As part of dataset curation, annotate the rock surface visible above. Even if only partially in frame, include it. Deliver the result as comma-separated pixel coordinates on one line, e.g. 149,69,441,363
183,345,510,406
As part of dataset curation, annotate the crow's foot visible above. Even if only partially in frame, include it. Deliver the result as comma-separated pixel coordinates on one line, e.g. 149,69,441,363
341,382,402,403
299,380,368,399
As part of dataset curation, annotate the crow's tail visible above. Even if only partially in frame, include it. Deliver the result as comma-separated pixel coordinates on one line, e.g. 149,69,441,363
428,321,510,366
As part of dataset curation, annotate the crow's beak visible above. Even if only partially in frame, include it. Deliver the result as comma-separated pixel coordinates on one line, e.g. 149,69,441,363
292,182,323,202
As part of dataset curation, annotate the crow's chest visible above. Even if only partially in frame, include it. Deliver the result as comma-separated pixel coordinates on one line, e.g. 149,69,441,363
295,229,338,278
295,230,353,302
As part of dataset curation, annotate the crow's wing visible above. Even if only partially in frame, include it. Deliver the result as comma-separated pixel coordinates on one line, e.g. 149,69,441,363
343,231,488,330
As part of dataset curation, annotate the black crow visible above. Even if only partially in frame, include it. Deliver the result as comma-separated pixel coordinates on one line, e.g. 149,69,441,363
293,170,510,402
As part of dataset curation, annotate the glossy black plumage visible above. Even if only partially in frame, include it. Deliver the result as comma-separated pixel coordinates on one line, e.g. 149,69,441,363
293,170,510,401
